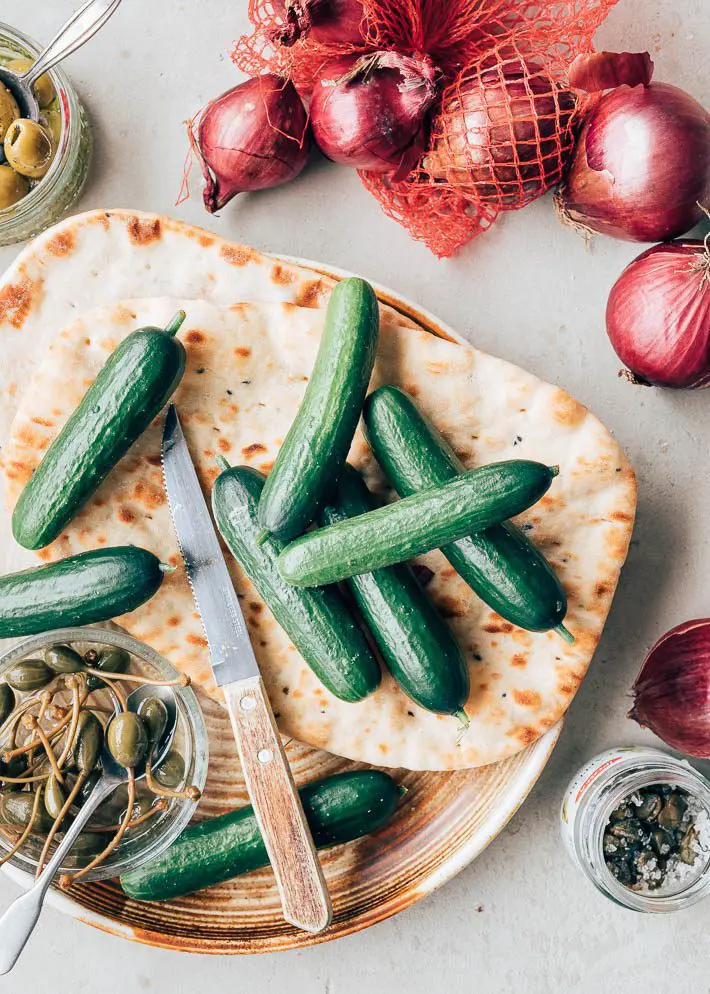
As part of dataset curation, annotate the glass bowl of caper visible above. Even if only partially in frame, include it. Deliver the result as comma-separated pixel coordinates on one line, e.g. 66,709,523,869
0,22,92,246
0,627,207,884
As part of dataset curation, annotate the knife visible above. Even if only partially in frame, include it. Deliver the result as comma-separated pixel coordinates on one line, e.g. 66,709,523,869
161,405,332,934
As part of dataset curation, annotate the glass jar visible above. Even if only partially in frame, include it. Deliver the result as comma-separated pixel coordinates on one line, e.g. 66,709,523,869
0,627,208,883
0,22,92,246
561,746,710,913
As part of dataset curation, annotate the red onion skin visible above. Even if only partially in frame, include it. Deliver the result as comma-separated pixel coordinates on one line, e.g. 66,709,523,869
194,76,310,212
568,51,654,93
310,53,438,176
560,83,710,242
425,63,577,207
272,0,365,47
630,619,710,758
607,241,710,389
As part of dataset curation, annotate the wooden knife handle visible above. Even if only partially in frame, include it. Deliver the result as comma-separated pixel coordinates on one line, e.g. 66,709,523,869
223,676,332,934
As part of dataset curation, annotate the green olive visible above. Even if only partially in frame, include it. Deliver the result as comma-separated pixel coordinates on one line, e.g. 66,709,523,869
44,772,66,821
107,712,148,769
4,119,55,179
73,711,104,773
86,647,131,690
40,108,62,145
0,683,16,726
138,697,168,747
44,644,84,675
5,658,53,693
1,790,52,831
154,749,185,789
6,58,55,109
0,164,29,210
0,83,20,141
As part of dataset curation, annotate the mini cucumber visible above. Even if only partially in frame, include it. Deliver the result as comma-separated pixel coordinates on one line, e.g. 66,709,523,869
120,770,402,902
257,277,379,541
322,466,470,724
0,547,168,638
362,386,571,639
12,312,187,550
213,462,381,703
278,460,558,588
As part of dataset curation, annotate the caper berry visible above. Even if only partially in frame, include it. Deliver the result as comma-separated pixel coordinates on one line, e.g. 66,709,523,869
86,647,131,690
658,792,688,832
73,711,104,773
1,790,52,831
77,769,102,805
4,119,55,179
6,58,55,109
154,749,185,789
0,83,20,142
0,163,28,210
5,658,53,692
69,831,112,859
107,712,148,769
0,754,28,791
0,683,16,726
44,772,66,821
45,644,84,675
138,697,168,748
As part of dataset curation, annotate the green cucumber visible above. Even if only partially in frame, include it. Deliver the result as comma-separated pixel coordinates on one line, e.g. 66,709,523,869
278,460,558,588
213,462,381,702
120,770,402,902
322,466,470,724
0,547,168,638
362,386,571,639
13,312,187,550
258,278,379,541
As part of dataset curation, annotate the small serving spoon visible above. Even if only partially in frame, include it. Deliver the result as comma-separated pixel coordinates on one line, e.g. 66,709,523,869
0,0,122,162
0,683,177,976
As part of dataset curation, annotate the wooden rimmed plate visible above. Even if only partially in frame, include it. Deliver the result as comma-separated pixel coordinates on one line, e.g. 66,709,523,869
1,260,563,954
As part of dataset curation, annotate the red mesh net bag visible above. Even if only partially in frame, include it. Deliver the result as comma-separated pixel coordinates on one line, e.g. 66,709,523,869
234,0,621,256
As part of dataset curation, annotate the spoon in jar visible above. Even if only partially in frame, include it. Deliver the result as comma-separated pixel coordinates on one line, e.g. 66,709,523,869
0,0,123,123
0,683,177,976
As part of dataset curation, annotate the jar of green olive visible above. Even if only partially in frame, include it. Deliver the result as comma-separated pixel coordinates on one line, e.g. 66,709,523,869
561,747,710,913
0,22,92,246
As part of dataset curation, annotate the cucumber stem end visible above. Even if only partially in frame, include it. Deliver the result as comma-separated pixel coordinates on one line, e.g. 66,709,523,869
454,709,471,745
555,624,575,645
159,563,178,574
215,455,231,473
256,529,270,547
165,310,187,337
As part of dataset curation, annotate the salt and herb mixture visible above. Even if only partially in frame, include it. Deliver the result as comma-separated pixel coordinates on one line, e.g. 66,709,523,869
603,785,710,892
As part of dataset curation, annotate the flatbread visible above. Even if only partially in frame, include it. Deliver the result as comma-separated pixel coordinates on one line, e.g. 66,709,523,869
3,296,636,771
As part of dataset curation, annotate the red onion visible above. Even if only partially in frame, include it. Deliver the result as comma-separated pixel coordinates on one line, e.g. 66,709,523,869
568,51,654,92
310,52,439,178
424,60,577,206
190,75,310,213
630,620,710,757
272,0,365,47
558,82,710,242
607,240,710,389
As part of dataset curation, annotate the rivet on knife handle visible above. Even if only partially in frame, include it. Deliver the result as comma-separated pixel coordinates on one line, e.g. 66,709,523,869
223,676,333,934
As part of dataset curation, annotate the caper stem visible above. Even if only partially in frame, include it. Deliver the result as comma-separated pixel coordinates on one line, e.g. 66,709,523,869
0,788,42,869
164,310,187,338
145,757,201,802
72,768,136,882
82,666,189,689
85,798,168,834
1,698,42,751
56,682,82,771
0,772,50,785
93,673,127,710
26,716,64,786
4,685,89,760
36,771,87,877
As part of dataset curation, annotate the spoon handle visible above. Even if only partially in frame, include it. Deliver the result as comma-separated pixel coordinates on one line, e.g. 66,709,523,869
0,776,117,976
24,0,123,87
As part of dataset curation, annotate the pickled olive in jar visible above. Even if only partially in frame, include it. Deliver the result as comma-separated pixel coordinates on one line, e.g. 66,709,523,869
0,164,29,210
44,772,66,821
4,119,55,179
40,109,62,146
6,58,55,109
107,712,148,769
86,647,130,690
5,658,52,692
154,749,185,789
0,683,15,726
45,644,84,675
0,83,20,141
73,711,103,773
138,697,168,747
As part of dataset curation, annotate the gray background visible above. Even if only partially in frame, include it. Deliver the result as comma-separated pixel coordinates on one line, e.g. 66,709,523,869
0,0,708,990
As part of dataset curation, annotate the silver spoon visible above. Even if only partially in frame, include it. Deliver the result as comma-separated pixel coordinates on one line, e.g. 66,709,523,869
0,683,177,976
0,0,123,122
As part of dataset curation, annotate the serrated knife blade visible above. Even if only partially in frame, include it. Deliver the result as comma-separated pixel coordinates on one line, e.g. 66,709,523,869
161,404,258,687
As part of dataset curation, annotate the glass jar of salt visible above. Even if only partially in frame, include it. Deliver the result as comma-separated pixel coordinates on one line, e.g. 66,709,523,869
560,746,710,913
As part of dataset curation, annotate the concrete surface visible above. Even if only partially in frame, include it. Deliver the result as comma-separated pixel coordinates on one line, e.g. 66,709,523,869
0,0,708,990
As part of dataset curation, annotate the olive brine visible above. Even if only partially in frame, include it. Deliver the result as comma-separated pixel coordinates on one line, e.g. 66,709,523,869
0,639,200,879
